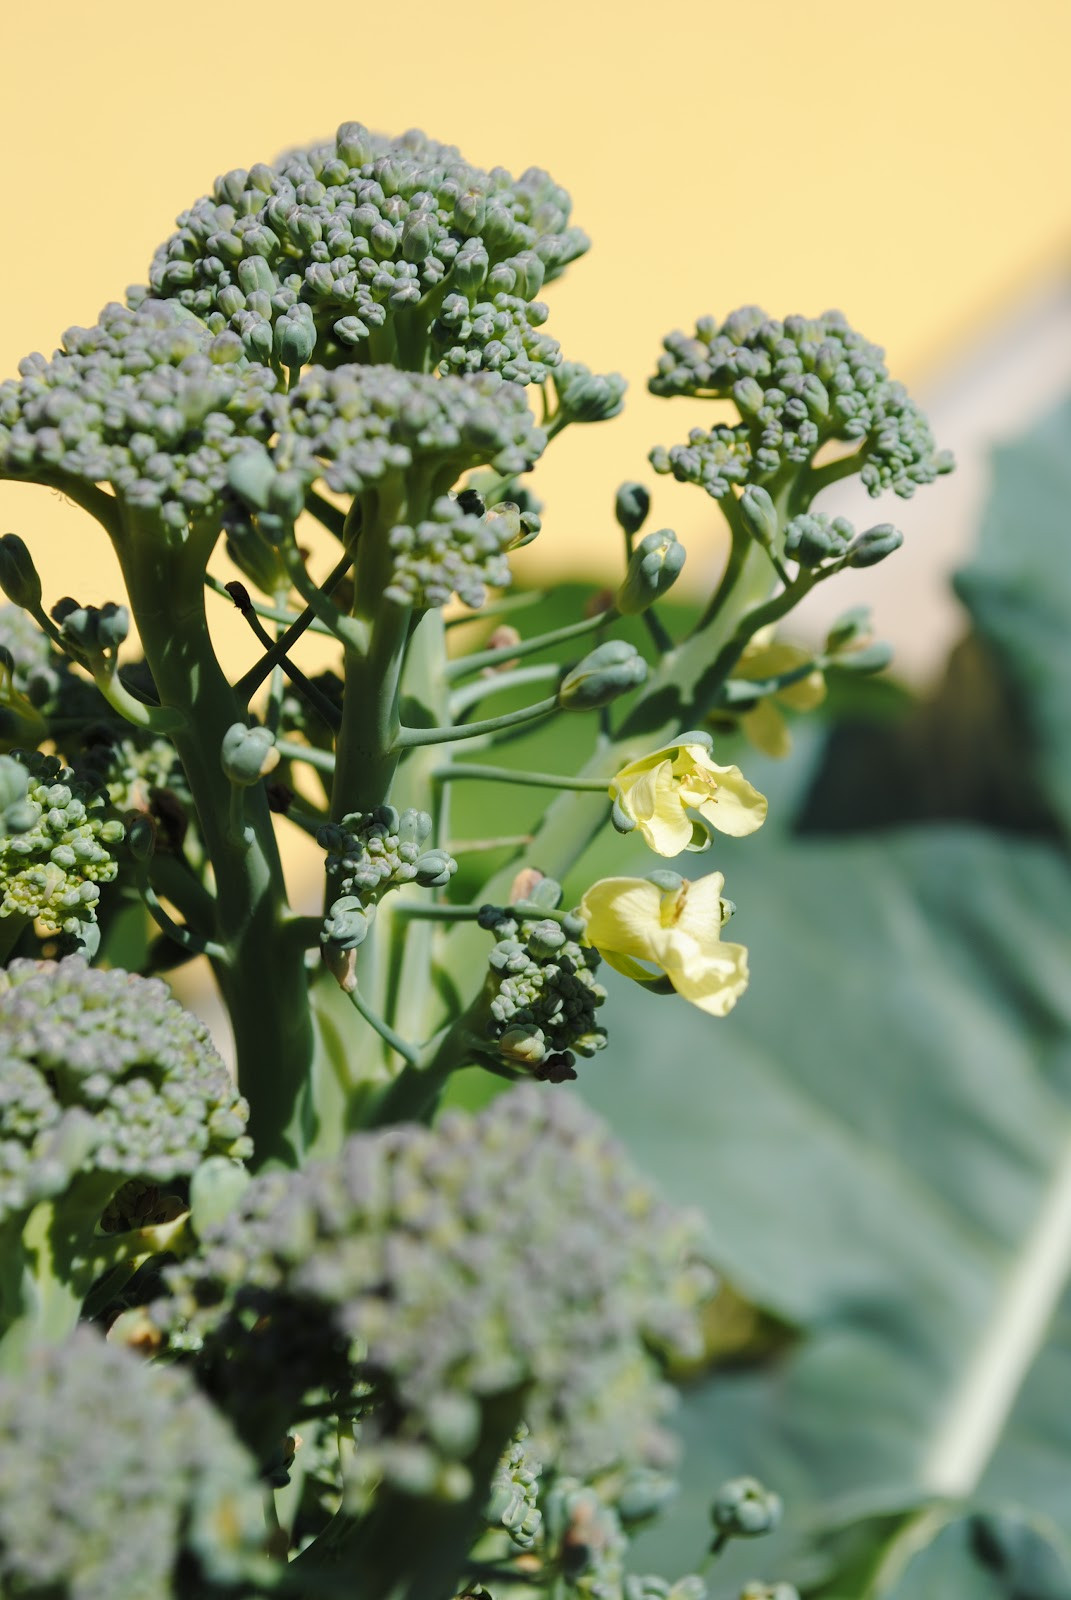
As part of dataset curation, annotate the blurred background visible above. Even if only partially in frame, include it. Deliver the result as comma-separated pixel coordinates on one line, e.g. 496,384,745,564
3,0,1070,682
4,5,1071,1592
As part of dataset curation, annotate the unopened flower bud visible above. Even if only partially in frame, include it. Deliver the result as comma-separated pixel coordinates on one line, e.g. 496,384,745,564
846,522,903,567
732,376,765,417
413,849,457,888
615,481,651,537
824,605,872,654
275,307,316,370
710,1477,782,1541
559,641,647,710
498,1024,547,1065
220,722,279,785
738,486,779,548
784,513,853,567
0,534,42,610
189,1156,252,1236
616,528,686,615
228,446,276,512
555,363,627,424
321,895,374,950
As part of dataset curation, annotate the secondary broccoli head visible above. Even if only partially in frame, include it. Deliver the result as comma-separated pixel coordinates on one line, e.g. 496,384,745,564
0,300,280,538
140,122,589,378
0,750,124,948
0,1328,268,1600
0,956,250,1231
650,308,953,498
159,1086,711,1491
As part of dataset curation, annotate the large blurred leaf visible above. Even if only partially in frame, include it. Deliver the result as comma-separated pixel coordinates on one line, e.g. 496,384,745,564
581,827,1071,1593
871,1509,1071,1599
956,397,1071,836
577,397,1071,1593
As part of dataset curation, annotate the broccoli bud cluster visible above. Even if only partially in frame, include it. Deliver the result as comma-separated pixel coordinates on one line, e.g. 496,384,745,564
318,806,457,951
0,301,280,534
475,903,608,1080
160,1086,711,1489
142,122,588,378
281,361,545,499
0,1328,268,1599
0,751,123,942
386,494,535,609
650,307,953,497
650,423,753,501
0,957,250,1228
486,1425,544,1550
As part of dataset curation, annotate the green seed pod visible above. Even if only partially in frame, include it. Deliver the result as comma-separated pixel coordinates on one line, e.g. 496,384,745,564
220,723,279,786
558,640,647,710
710,1476,782,1540
0,535,43,611
846,522,904,567
614,481,651,537
616,527,686,615
738,486,779,548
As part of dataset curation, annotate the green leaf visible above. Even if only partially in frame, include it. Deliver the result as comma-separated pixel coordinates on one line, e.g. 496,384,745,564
580,827,1071,1588
871,1508,1071,1599
955,397,1071,836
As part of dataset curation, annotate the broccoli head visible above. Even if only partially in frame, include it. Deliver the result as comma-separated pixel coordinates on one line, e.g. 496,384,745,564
159,1085,711,1490
140,122,589,379
0,1327,268,1599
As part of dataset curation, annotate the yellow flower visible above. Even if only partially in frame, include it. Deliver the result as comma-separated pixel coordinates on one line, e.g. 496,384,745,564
732,631,826,759
609,736,766,856
579,872,748,1018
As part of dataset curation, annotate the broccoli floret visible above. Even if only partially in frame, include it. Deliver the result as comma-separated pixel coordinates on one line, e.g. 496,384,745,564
160,1086,711,1489
0,957,251,1353
140,123,588,378
0,751,124,945
650,423,753,500
0,1327,268,1599
318,805,456,952
0,301,280,535
651,307,953,498
386,496,535,609
474,903,608,1080
0,956,250,1224
281,362,545,498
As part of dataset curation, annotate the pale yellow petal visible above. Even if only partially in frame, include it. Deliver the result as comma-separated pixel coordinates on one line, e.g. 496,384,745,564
740,699,792,759
663,871,727,945
777,668,827,712
669,939,750,1016
681,759,767,837
579,878,665,963
640,766,697,855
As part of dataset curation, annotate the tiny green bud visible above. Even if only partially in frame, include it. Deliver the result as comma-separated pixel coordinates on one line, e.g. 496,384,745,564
710,1477,782,1541
615,481,651,537
0,754,30,815
616,527,686,615
846,522,904,567
228,446,277,512
824,605,872,654
833,640,894,674
413,849,457,888
322,895,374,950
646,869,684,893
220,722,279,785
498,1024,548,1065
274,307,316,371
125,814,156,862
733,376,765,417
784,513,853,567
738,486,779,548
0,534,43,610
559,640,647,710
236,255,275,296
189,1157,251,1236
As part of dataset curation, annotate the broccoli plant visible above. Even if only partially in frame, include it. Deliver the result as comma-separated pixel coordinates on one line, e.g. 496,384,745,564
0,120,951,1600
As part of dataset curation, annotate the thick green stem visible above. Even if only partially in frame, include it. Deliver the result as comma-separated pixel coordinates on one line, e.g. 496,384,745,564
118,519,314,1166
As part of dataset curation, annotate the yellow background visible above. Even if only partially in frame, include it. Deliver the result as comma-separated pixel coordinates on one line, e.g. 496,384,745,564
2,0,1069,606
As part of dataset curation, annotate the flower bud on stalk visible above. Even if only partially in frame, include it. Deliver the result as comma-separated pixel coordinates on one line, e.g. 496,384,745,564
559,641,647,709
